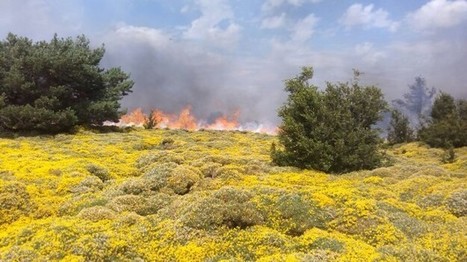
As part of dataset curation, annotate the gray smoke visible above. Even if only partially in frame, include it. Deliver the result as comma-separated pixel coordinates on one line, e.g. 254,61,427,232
100,26,287,125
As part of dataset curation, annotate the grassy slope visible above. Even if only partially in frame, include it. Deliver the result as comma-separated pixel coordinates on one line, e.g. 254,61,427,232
0,129,465,261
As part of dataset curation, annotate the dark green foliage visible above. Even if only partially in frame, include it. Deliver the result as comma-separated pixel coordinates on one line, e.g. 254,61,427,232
0,33,133,133
431,93,456,121
387,109,414,145
418,93,467,148
272,67,387,173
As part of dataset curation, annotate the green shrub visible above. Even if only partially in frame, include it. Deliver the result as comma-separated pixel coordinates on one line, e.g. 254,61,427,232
445,190,466,217
275,194,331,236
136,152,184,171
167,165,201,195
118,178,151,195
107,195,146,213
0,182,34,224
417,194,444,209
377,202,426,239
142,162,178,191
86,164,112,182
198,162,223,178
160,138,175,149
418,93,467,148
180,187,263,230
71,176,104,194
307,237,344,253
272,67,387,173
58,195,108,216
136,193,173,216
387,109,415,145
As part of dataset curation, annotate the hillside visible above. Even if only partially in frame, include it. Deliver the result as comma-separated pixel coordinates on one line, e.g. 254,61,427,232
0,129,466,261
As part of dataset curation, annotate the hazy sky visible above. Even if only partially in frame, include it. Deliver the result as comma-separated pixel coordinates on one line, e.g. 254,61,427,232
1,0,466,124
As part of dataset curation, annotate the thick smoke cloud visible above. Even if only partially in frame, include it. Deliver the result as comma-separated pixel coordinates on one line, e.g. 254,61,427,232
100,25,286,125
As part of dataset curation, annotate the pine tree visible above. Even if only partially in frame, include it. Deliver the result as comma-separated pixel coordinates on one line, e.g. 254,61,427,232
0,33,133,133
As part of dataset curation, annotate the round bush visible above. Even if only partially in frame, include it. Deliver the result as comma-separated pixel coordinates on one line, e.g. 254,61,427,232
275,194,330,236
180,187,263,230
86,164,112,182
0,182,34,224
118,178,150,195
445,190,466,217
137,193,173,216
71,176,104,194
142,162,179,191
167,166,201,195
107,195,146,213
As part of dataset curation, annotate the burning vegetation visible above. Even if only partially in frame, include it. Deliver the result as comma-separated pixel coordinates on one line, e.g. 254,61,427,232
119,106,276,134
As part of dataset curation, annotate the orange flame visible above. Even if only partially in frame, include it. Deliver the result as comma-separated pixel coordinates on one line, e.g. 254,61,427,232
119,106,276,134
120,108,146,126
206,110,239,130
172,106,197,130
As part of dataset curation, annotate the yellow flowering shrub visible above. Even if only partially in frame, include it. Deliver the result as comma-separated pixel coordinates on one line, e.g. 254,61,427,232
0,130,465,260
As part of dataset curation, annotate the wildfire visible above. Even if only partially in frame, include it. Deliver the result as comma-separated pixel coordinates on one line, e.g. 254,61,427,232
119,106,276,134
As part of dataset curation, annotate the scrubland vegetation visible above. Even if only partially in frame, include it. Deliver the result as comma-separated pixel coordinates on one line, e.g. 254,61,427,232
0,128,466,261
1,33,466,261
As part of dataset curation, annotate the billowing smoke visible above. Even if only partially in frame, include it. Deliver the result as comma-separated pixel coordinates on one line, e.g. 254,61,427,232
100,25,286,126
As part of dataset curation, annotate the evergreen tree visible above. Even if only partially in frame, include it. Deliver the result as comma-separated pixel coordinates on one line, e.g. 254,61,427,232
418,93,467,148
272,67,387,174
392,77,436,128
387,109,414,145
0,33,133,133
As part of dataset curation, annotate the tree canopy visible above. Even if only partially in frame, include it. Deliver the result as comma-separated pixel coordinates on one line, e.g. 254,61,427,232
272,67,387,173
418,92,467,148
0,33,133,133
387,109,414,145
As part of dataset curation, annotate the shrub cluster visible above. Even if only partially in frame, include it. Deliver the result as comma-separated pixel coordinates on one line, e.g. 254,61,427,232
419,93,467,148
272,67,387,173
179,187,263,230
0,181,35,224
